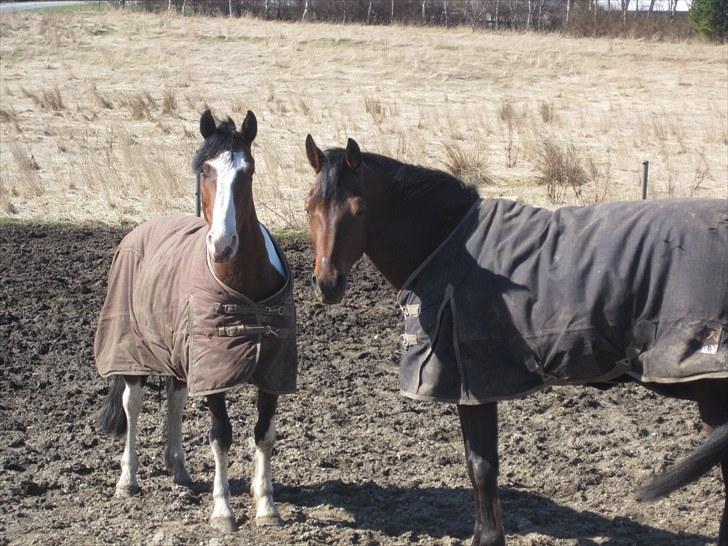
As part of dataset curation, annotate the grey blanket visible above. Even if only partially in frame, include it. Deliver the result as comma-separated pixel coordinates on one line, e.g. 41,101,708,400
397,198,728,405
95,215,297,397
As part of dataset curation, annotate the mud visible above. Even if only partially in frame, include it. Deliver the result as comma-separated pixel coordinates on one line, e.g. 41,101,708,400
0,222,722,546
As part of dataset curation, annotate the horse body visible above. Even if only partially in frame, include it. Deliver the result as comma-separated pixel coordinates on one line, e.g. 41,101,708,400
304,135,728,546
97,110,296,532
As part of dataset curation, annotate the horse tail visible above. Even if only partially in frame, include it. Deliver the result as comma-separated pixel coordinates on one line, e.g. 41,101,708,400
637,423,728,501
97,375,127,437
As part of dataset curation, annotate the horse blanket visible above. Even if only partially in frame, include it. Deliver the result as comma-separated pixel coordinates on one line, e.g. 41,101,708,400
397,198,728,405
95,215,297,397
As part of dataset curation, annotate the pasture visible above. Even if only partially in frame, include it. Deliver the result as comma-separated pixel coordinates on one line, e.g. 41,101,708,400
0,8,726,226
0,6,726,546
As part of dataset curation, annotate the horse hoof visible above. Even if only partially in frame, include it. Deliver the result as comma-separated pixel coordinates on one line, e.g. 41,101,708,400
114,484,140,498
255,514,283,527
210,516,237,533
173,473,193,488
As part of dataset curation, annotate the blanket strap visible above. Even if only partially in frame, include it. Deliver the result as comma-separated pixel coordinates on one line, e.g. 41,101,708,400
217,324,291,338
399,303,420,318
213,303,294,317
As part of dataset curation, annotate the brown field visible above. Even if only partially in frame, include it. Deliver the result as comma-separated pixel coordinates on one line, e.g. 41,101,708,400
0,8,726,227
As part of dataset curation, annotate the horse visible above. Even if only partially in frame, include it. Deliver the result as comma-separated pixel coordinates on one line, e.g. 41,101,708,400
303,134,728,546
95,109,298,532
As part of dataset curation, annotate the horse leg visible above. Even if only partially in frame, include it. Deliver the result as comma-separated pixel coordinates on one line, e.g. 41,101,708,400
695,380,728,546
115,375,143,497
207,392,237,533
457,402,505,546
250,390,282,527
165,377,192,487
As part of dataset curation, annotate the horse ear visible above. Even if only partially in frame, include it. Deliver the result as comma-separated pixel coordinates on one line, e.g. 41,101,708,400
242,110,257,143
200,109,216,139
345,138,361,171
305,134,324,174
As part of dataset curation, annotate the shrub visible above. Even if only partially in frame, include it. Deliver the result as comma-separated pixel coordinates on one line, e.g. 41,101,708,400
690,0,728,41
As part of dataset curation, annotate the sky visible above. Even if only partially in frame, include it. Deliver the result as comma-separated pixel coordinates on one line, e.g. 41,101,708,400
597,0,691,10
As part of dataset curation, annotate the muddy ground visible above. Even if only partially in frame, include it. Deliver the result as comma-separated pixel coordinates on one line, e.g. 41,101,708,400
0,221,723,546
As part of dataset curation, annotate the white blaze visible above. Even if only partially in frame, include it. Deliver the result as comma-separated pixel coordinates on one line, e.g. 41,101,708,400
206,151,250,259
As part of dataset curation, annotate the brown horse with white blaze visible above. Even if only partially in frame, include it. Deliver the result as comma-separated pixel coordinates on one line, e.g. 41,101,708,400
96,110,297,533
303,134,728,546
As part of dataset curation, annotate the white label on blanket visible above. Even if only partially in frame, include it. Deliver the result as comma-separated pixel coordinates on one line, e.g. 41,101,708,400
699,327,722,354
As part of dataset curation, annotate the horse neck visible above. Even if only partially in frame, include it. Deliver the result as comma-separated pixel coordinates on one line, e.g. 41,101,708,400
210,200,283,301
363,168,476,290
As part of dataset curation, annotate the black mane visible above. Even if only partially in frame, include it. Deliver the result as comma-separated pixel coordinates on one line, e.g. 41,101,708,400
192,119,236,173
319,148,479,205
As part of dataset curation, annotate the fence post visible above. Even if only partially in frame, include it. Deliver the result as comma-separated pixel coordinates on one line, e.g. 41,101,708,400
195,172,201,217
641,160,649,200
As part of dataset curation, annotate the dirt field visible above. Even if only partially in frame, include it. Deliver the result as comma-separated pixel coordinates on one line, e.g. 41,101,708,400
0,221,723,546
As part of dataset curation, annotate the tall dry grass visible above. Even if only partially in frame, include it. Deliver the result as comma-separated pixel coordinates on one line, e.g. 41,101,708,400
0,9,725,227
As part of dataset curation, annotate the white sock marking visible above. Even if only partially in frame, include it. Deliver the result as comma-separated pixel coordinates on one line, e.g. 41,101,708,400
117,380,142,493
252,419,279,520
210,439,234,521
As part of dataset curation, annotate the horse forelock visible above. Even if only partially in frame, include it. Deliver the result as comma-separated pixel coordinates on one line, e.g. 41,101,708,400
192,120,244,173
315,148,346,203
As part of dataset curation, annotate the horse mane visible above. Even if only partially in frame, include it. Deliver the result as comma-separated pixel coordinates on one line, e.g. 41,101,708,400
320,148,479,205
191,119,236,173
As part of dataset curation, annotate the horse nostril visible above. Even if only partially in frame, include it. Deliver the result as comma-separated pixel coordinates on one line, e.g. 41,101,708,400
310,274,317,286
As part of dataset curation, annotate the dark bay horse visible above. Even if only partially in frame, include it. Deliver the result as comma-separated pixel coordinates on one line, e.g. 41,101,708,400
96,110,297,532
303,135,728,546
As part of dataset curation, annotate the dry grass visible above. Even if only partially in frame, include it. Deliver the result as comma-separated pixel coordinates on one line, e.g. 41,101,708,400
443,142,492,187
0,9,725,226
537,138,588,205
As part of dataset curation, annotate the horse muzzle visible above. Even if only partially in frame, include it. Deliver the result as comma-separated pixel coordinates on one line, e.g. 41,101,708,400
207,231,239,263
311,272,347,304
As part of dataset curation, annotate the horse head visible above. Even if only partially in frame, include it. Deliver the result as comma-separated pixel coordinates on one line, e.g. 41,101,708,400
304,134,367,304
193,109,257,263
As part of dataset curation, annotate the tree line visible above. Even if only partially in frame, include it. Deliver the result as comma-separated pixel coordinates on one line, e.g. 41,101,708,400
124,1,725,41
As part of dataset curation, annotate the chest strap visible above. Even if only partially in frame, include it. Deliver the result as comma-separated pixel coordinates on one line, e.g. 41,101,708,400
217,324,291,338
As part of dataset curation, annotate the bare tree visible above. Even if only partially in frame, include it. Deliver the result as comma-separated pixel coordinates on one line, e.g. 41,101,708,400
565,0,571,26
422,0,427,23
620,0,631,24
647,0,657,19
228,0,232,17
443,0,449,27
495,0,500,29
667,0,679,21
367,0,373,24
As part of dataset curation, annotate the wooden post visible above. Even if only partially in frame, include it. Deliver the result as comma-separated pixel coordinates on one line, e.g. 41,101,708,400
641,161,649,200
195,172,201,216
